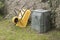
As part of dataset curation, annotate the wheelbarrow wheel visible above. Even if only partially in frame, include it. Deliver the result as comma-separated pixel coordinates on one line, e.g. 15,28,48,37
12,16,19,24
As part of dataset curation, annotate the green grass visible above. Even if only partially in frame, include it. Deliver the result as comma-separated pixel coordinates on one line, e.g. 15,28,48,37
0,19,60,40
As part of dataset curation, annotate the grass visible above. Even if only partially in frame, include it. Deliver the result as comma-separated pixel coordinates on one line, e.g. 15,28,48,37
0,19,60,40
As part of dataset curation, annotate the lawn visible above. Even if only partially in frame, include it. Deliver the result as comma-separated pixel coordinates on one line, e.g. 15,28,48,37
0,19,60,40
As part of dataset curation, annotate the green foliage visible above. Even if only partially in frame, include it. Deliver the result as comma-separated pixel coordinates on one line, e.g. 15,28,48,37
0,15,2,20
0,0,4,8
48,0,60,27
0,0,4,15
0,1,4,8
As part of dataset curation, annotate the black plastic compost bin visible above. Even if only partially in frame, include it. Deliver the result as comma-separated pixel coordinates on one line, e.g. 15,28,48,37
31,9,51,33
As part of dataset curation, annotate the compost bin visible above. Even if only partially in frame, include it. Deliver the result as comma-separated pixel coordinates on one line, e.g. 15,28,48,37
31,9,51,33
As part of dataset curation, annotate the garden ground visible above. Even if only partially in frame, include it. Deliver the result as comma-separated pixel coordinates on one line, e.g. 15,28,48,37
0,19,60,40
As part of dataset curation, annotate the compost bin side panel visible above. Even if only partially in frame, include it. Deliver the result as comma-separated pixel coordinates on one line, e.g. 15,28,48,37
31,12,41,32
39,13,44,33
43,12,51,32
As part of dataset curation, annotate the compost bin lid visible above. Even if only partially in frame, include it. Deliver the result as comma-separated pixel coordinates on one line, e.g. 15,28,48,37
32,9,50,13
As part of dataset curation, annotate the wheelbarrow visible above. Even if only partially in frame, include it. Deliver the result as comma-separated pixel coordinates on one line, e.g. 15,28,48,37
12,8,31,28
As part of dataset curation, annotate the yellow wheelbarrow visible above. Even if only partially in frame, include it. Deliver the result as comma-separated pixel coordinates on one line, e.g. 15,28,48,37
12,8,31,28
